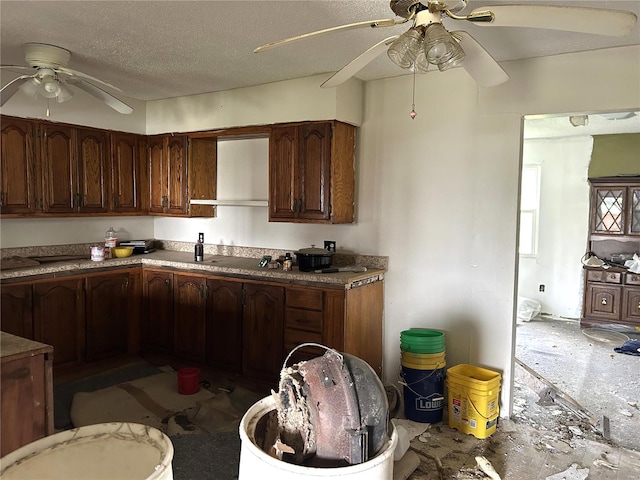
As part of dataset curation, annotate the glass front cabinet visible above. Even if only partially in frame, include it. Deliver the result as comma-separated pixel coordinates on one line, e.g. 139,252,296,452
590,177,640,236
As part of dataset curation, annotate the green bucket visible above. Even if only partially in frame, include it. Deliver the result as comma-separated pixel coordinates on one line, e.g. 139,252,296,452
400,329,445,354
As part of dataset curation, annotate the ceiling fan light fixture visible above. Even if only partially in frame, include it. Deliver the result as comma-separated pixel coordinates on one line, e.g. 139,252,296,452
423,23,458,65
56,81,73,103
41,76,60,98
387,27,423,69
437,40,465,71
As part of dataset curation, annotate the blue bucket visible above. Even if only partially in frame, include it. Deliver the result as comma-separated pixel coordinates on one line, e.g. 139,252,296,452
401,365,446,423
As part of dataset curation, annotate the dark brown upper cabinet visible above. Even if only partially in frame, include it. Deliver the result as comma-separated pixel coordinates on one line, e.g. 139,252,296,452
148,135,188,216
0,117,38,215
269,121,355,224
40,124,109,214
111,132,145,213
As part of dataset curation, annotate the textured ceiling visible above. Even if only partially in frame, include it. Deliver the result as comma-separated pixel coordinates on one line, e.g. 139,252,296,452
1,0,639,102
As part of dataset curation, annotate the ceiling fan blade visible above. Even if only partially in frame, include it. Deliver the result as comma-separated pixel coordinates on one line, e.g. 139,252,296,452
56,66,123,92
1,65,35,75
470,5,637,37
321,36,400,88
1,75,33,106
255,18,405,53
67,79,133,114
455,31,509,87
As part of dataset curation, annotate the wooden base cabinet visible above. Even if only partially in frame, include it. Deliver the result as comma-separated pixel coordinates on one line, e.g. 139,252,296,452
206,279,243,374
284,281,383,378
173,274,207,363
242,283,284,382
33,278,84,370
142,270,174,355
0,283,33,339
1,332,54,457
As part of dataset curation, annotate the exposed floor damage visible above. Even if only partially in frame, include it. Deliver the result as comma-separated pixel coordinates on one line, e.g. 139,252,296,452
399,317,639,479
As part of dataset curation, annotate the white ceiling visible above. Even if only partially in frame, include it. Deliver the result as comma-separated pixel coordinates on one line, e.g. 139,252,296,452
1,0,639,102
524,111,640,139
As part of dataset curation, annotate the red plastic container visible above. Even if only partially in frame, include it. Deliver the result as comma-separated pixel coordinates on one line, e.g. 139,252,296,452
177,367,200,395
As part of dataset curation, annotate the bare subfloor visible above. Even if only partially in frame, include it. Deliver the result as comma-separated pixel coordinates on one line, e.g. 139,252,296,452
405,317,639,479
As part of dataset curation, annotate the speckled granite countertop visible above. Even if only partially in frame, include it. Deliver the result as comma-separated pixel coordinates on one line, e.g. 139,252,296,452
1,332,53,361
1,246,387,289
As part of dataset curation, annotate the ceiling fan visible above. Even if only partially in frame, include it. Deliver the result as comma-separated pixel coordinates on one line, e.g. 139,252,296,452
0,43,133,114
255,0,637,88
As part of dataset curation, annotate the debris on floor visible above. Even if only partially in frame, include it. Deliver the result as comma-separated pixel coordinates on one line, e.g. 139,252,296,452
475,455,501,480
544,463,589,480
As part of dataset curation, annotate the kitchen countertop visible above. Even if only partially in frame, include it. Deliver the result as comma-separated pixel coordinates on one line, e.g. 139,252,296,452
1,331,53,362
0,250,385,289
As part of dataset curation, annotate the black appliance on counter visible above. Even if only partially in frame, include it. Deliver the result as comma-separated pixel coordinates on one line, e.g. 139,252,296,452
118,239,155,254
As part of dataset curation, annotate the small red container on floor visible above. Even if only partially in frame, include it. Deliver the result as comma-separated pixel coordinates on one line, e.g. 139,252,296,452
177,367,200,395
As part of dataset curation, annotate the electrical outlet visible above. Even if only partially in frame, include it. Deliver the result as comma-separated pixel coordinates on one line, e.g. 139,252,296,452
539,284,545,292
324,241,336,252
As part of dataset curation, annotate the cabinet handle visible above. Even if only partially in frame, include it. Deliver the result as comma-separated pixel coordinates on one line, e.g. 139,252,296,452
199,283,205,299
601,297,607,305
165,278,170,288
637,301,640,311
114,194,120,208
162,195,168,208
0,190,4,207
123,277,129,292
292,198,297,213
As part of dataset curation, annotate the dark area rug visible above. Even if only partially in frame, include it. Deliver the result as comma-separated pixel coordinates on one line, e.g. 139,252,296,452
170,432,241,480
54,361,163,430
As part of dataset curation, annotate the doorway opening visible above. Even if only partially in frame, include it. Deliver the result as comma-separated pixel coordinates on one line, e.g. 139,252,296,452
514,111,640,451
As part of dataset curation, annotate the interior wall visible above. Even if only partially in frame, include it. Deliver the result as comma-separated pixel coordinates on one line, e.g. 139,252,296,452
518,137,593,319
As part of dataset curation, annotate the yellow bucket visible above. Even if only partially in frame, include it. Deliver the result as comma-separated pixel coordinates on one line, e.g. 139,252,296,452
401,351,446,370
446,364,501,439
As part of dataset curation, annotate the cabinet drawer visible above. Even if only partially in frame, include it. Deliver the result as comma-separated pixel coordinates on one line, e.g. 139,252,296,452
285,307,323,333
627,274,640,286
586,270,621,284
286,288,323,310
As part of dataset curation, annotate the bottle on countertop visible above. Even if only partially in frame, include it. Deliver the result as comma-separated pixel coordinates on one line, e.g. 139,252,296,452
282,252,293,271
195,232,204,262
105,226,118,259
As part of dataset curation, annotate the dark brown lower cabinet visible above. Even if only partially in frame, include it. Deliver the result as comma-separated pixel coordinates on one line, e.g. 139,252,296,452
85,271,132,362
142,269,174,355
1,333,53,457
173,273,206,363
0,283,33,339
242,283,284,382
33,278,84,370
206,279,243,373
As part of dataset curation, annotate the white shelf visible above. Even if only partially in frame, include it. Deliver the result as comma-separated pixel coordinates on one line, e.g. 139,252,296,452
189,199,268,207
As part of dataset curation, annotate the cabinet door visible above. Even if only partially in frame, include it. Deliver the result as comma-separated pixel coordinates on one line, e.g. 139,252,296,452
173,273,206,362
585,283,621,321
148,136,167,214
0,118,38,214
85,272,130,362
41,124,76,214
76,128,109,213
166,136,188,215
269,126,297,220
591,186,625,235
142,270,174,354
243,283,284,381
297,122,331,221
206,279,243,373
1,354,47,456
622,287,640,325
111,132,141,213
188,137,217,217
33,278,84,369
628,186,640,235
0,283,33,339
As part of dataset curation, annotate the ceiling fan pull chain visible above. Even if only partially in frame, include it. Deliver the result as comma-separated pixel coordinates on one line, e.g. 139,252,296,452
410,67,417,119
